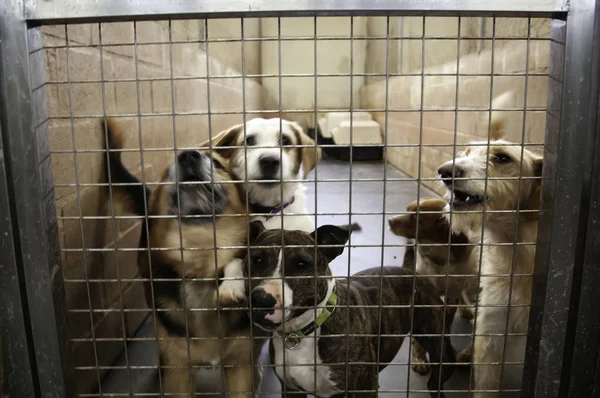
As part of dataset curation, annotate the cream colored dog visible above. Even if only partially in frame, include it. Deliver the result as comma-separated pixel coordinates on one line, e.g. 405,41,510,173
437,92,542,397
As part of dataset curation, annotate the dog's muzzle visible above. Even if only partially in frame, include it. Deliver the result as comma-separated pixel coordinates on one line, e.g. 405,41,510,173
250,288,278,329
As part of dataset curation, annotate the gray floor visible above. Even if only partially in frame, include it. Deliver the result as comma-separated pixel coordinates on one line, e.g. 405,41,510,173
100,160,521,397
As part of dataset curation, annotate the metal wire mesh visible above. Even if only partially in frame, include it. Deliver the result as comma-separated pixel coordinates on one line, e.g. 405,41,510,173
33,14,550,397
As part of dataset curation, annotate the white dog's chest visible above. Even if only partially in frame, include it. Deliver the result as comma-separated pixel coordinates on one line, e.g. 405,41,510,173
254,195,315,233
272,335,339,397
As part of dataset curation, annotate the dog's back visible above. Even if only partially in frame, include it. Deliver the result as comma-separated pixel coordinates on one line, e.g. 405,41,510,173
344,266,456,393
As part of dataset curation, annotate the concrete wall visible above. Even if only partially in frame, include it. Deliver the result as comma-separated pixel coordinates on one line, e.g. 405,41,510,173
42,19,265,393
360,17,551,194
260,17,368,130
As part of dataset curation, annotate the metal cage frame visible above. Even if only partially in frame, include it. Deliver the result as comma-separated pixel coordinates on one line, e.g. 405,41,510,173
1,0,599,397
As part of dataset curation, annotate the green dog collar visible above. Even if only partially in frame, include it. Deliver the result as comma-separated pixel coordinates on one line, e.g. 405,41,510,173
277,289,338,350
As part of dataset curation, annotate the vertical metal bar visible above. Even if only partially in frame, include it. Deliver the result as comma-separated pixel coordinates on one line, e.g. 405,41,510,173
131,20,165,394
524,0,600,394
566,84,600,397
405,15,426,395
437,15,463,392
169,18,197,395
374,13,391,395
0,1,72,397
312,15,319,398
97,21,137,397
0,124,38,398
64,24,104,396
275,15,289,398
468,15,496,396
497,16,532,393
202,18,228,398
239,16,258,398
345,15,355,396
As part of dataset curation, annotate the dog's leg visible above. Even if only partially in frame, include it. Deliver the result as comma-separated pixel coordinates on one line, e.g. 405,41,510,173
163,366,195,398
160,339,196,398
279,380,307,398
225,365,255,398
214,258,246,305
473,306,508,398
456,344,473,366
411,339,431,375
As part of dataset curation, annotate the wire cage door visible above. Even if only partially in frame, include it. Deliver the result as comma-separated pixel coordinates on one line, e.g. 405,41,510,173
1,1,600,398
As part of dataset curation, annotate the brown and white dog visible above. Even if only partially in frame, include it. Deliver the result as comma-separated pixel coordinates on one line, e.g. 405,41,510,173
245,221,456,398
389,198,478,374
103,119,267,398
200,118,322,305
205,117,321,232
436,93,543,397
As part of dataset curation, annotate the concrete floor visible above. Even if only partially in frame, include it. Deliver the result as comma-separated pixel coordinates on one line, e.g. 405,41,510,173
100,159,522,397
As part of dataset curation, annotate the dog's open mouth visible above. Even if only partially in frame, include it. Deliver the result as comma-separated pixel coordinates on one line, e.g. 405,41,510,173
450,189,486,208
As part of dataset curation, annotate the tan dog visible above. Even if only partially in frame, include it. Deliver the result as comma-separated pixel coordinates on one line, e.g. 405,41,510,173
437,93,543,397
389,198,478,374
103,119,267,398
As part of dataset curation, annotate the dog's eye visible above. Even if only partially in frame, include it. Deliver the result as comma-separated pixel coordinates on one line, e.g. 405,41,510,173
296,259,311,269
251,255,264,267
280,135,291,146
494,153,512,163
246,136,256,146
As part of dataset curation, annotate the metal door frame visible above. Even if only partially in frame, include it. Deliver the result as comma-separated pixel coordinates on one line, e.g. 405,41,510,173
2,0,599,397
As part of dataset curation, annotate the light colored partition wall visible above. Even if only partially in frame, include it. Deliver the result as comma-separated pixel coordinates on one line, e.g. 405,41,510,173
260,17,368,130
43,19,266,393
360,17,550,195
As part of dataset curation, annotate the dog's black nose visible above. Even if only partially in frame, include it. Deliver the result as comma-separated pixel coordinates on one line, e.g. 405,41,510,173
178,150,207,182
259,156,280,175
250,289,276,315
438,163,463,182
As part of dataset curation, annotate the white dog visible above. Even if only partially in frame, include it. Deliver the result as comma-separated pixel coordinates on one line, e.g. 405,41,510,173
437,94,542,397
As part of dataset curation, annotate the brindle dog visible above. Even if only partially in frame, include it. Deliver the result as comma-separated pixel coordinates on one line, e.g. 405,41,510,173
244,221,455,398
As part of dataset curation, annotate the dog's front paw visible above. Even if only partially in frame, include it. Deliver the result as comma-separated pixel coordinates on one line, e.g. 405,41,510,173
214,279,246,306
456,346,473,366
412,361,431,375
459,306,475,320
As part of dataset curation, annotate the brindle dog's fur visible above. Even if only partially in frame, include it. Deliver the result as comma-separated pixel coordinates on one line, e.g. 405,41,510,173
103,119,268,398
245,222,456,398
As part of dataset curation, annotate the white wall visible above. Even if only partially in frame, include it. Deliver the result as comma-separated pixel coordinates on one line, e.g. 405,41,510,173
260,17,368,129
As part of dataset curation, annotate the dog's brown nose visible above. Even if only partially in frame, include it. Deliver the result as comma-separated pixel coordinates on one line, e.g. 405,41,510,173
438,163,463,181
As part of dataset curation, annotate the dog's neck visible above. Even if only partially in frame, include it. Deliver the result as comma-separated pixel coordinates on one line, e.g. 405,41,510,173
246,180,301,208
280,278,336,334
483,211,538,242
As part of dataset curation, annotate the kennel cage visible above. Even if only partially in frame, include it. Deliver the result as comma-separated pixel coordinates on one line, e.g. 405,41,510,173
1,0,600,397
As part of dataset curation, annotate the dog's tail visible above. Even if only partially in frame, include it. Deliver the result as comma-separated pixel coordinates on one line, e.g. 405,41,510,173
489,90,514,140
102,118,150,216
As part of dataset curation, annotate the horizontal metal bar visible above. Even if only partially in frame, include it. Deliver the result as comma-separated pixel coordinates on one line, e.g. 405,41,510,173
38,71,549,87
31,35,552,50
44,107,550,119
24,0,567,25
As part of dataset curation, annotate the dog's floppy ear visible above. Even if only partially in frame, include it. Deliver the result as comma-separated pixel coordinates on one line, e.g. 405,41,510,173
521,155,543,219
311,223,361,262
388,214,415,238
290,122,322,179
248,220,267,244
200,124,243,158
